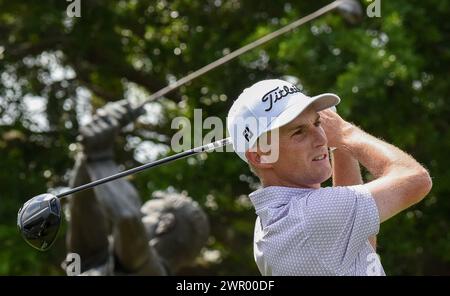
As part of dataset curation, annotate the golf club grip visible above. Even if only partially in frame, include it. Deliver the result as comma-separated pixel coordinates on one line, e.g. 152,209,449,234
56,138,232,198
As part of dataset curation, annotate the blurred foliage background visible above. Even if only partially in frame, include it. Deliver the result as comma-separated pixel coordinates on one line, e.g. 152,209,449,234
1,0,449,275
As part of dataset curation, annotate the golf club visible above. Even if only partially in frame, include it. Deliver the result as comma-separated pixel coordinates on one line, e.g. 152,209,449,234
17,0,363,251
17,138,231,251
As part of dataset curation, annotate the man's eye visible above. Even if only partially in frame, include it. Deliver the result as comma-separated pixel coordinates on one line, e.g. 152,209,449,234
293,129,303,135
314,120,321,127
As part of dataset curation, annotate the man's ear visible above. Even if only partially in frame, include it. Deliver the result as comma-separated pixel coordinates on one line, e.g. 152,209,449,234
245,150,273,169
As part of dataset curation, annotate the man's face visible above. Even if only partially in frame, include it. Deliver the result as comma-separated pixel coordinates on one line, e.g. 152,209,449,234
269,107,332,188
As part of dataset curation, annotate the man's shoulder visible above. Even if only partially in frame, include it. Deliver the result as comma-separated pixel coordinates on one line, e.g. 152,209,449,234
308,184,371,199
296,185,372,223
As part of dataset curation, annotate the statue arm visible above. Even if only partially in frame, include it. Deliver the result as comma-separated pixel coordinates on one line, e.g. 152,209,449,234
85,155,166,275
77,99,165,274
66,153,110,271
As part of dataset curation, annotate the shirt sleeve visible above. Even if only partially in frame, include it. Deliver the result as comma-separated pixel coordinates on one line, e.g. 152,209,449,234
303,185,380,270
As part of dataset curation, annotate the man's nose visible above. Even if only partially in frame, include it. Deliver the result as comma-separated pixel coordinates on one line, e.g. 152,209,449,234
312,127,327,148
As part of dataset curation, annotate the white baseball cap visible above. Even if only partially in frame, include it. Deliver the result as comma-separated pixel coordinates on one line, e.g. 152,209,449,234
227,79,340,163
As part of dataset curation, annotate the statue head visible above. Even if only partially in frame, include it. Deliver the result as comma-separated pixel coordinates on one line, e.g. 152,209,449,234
140,191,209,272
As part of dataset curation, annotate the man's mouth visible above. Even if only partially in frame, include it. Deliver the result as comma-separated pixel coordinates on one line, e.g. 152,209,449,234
312,154,327,161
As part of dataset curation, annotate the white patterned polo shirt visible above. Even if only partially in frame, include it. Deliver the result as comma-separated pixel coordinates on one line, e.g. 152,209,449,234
249,185,385,276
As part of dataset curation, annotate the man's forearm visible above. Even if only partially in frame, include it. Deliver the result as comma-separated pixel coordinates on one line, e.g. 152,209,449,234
339,125,432,222
331,148,362,187
340,126,427,179
331,148,376,249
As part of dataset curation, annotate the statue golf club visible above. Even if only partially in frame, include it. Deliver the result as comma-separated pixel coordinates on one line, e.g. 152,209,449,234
17,0,363,251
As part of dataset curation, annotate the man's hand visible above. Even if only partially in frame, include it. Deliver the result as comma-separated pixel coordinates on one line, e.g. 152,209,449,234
79,100,144,160
319,109,354,149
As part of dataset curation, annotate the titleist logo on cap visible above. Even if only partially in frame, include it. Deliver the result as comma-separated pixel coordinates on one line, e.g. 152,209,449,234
262,85,301,112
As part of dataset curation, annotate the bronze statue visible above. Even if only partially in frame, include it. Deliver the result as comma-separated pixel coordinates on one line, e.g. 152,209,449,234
64,100,209,275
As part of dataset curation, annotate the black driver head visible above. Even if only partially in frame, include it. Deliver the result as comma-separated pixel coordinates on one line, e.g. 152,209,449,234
17,193,62,251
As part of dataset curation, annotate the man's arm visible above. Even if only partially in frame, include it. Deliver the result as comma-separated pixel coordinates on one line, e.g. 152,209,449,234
331,148,377,249
322,110,432,223
331,149,363,187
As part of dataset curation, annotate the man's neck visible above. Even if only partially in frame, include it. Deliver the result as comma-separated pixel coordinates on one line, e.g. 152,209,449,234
260,176,320,189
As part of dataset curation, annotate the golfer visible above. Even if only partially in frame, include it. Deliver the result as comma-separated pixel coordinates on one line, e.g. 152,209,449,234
227,79,432,276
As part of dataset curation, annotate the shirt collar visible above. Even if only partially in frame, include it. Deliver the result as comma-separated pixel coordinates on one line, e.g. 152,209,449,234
249,186,313,212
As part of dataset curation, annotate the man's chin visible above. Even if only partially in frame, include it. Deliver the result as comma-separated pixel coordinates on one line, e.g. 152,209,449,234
299,172,332,188
317,168,333,184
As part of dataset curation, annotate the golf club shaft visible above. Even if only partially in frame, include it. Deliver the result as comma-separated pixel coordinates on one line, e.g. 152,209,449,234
56,138,232,198
137,0,343,107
